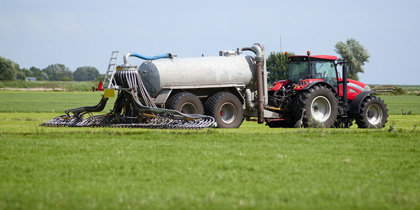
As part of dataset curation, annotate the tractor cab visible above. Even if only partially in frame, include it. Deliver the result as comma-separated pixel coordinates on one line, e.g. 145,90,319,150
287,52,338,90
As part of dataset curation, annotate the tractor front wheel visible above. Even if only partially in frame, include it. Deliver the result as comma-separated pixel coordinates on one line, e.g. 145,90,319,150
355,96,388,128
294,85,338,128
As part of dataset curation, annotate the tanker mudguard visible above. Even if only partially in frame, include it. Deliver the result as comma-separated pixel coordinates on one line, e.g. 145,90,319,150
349,91,375,114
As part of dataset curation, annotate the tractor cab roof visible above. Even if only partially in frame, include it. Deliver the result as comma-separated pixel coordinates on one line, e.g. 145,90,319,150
288,55,337,61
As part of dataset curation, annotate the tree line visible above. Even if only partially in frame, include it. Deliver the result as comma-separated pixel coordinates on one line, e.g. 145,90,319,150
1,38,368,83
0,57,101,81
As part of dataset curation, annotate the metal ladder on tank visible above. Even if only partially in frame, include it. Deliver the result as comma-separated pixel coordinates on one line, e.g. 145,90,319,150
102,51,120,89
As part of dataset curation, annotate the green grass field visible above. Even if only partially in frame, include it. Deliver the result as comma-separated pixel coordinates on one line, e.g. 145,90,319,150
1,91,420,209
0,81,97,91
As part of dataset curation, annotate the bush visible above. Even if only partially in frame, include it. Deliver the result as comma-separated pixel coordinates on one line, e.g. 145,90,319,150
393,86,406,95
59,76,74,81
95,74,105,82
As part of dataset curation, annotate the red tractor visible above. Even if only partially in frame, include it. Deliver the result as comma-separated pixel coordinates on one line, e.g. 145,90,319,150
266,51,388,128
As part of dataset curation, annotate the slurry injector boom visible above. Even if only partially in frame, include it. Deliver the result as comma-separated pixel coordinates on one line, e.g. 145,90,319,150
40,52,216,129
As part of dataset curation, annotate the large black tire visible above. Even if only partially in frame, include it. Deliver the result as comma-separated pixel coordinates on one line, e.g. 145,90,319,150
355,96,388,128
204,92,243,128
294,85,338,128
165,92,204,114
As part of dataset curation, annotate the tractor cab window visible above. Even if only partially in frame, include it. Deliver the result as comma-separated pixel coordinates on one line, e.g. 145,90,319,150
288,61,309,82
311,61,337,87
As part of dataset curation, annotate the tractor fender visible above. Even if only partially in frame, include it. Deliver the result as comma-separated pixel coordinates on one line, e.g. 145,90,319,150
349,91,375,114
302,81,337,95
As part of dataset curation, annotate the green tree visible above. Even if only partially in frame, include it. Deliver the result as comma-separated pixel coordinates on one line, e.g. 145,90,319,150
16,68,32,80
266,51,294,84
0,56,19,81
334,38,370,80
40,72,49,81
29,67,44,81
73,66,100,81
16,72,26,80
42,64,73,81
95,74,105,82
20,68,32,77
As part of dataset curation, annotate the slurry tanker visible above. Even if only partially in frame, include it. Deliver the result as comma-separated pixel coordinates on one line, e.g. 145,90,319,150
41,43,387,129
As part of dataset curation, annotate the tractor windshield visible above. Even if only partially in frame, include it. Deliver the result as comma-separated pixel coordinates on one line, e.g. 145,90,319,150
288,61,309,82
311,61,337,87
288,60,337,87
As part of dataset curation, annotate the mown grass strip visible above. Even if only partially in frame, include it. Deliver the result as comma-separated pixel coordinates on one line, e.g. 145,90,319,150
1,123,419,209
0,91,116,113
0,81,97,91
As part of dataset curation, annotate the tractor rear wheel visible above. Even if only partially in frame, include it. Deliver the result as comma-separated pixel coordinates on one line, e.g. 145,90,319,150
204,92,243,128
355,96,388,128
166,92,204,114
294,85,338,128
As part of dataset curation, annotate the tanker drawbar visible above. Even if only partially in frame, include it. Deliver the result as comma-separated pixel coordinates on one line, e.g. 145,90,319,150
40,53,216,129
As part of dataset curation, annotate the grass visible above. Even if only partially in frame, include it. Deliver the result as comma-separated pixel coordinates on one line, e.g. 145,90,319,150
0,91,116,113
1,118,420,209
370,85,420,95
394,85,420,94
1,91,420,209
0,81,97,91
379,95,420,115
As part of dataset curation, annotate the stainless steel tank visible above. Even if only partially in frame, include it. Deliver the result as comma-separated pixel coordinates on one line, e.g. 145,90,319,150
138,55,257,98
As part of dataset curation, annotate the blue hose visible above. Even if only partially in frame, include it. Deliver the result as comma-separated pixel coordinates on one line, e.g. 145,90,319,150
130,53,172,60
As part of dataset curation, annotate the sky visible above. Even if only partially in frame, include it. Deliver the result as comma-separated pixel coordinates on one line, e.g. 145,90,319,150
0,0,419,85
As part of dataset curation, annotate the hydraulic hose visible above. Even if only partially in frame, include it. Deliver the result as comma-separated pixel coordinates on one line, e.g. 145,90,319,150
124,53,174,65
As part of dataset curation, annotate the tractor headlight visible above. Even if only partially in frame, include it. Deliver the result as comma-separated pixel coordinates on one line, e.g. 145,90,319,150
297,81,310,87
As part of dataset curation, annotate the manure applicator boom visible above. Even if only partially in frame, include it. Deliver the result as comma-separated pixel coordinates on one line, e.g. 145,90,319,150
41,43,388,129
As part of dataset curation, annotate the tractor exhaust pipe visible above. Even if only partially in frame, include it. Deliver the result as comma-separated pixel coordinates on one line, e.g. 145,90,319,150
255,56,265,124
242,43,265,124
342,58,348,108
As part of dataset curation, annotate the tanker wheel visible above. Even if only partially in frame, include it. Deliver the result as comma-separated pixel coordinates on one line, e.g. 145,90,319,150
355,96,388,128
295,85,338,128
165,92,204,114
204,92,243,128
